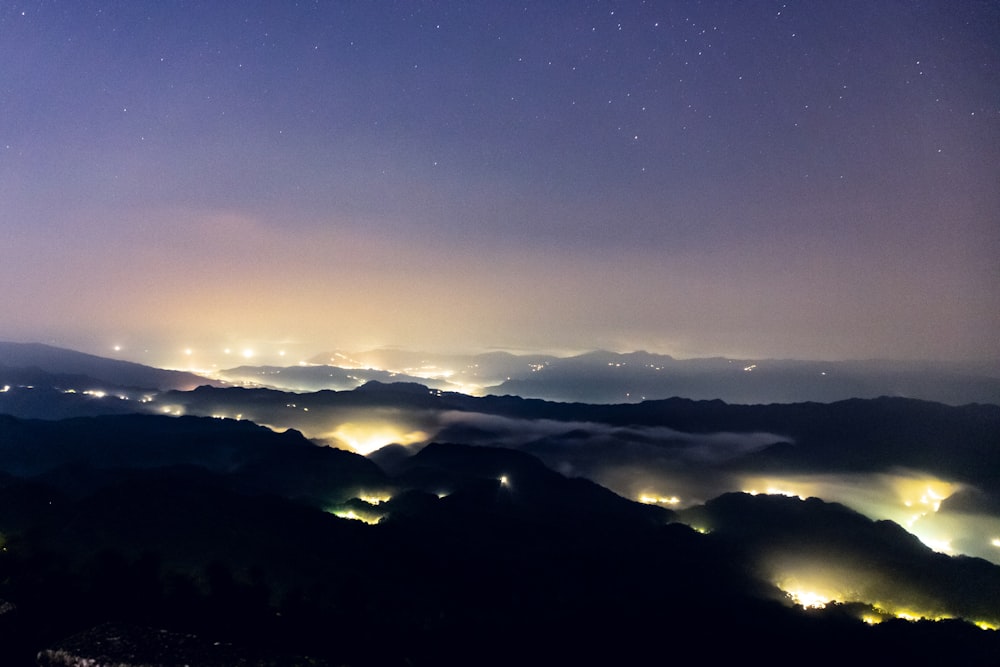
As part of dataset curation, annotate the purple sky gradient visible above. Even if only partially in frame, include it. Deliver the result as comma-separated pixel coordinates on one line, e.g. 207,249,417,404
1,1,997,365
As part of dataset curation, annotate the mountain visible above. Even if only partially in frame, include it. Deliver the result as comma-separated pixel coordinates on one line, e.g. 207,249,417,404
681,492,1000,625
213,363,460,392
0,415,996,665
139,384,1000,492
2,345,999,664
307,347,560,384
0,342,219,392
225,347,1000,405
488,352,1000,405
0,413,384,506
390,441,670,531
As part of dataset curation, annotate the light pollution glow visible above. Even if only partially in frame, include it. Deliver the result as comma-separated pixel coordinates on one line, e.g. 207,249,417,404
771,557,1000,629
778,578,995,628
26,381,1000,629
41,383,1000,568
735,471,1000,561
328,422,429,456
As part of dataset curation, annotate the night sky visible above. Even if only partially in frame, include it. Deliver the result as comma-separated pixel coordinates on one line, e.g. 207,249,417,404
2,1,998,366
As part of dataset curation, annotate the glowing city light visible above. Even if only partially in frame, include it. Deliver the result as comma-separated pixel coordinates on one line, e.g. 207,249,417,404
894,478,958,516
358,494,392,505
741,485,805,500
922,537,954,554
784,589,830,609
329,422,428,455
332,510,380,525
639,494,681,505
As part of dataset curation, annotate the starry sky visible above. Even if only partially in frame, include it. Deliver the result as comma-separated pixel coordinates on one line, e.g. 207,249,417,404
1,1,998,366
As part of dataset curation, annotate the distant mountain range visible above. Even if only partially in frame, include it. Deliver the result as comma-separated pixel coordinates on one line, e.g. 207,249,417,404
5,341,997,405
0,342,221,393
272,347,1000,405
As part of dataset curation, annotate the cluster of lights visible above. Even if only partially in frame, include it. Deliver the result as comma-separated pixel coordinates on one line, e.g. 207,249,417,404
901,484,951,527
742,487,806,500
61,388,131,400
331,509,380,525
358,493,392,505
784,588,830,609
329,493,395,525
638,494,681,505
776,576,1000,630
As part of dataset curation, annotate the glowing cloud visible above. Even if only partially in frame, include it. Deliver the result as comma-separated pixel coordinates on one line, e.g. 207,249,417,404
329,422,428,455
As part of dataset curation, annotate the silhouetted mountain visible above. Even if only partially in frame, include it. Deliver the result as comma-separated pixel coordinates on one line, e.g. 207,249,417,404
681,492,1000,624
366,442,416,474
0,411,997,664
215,363,459,392
0,413,384,506
307,347,560,385
391,442,670,531
0,383,139,419
101,383,1000,502
2,347,999,664
0,342,219,391
488,352,1000,405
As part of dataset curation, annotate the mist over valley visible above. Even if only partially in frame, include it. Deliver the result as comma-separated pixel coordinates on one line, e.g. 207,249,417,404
0,342,998,664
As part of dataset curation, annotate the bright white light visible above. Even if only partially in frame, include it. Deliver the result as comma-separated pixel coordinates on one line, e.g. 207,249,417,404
242,348,254,359
113,345,121,352
922,538,953,554
784,589,830,609
499,475,509,487
329,422,428,455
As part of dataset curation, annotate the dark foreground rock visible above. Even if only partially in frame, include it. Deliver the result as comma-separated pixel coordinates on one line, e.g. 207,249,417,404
36,623,330,667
